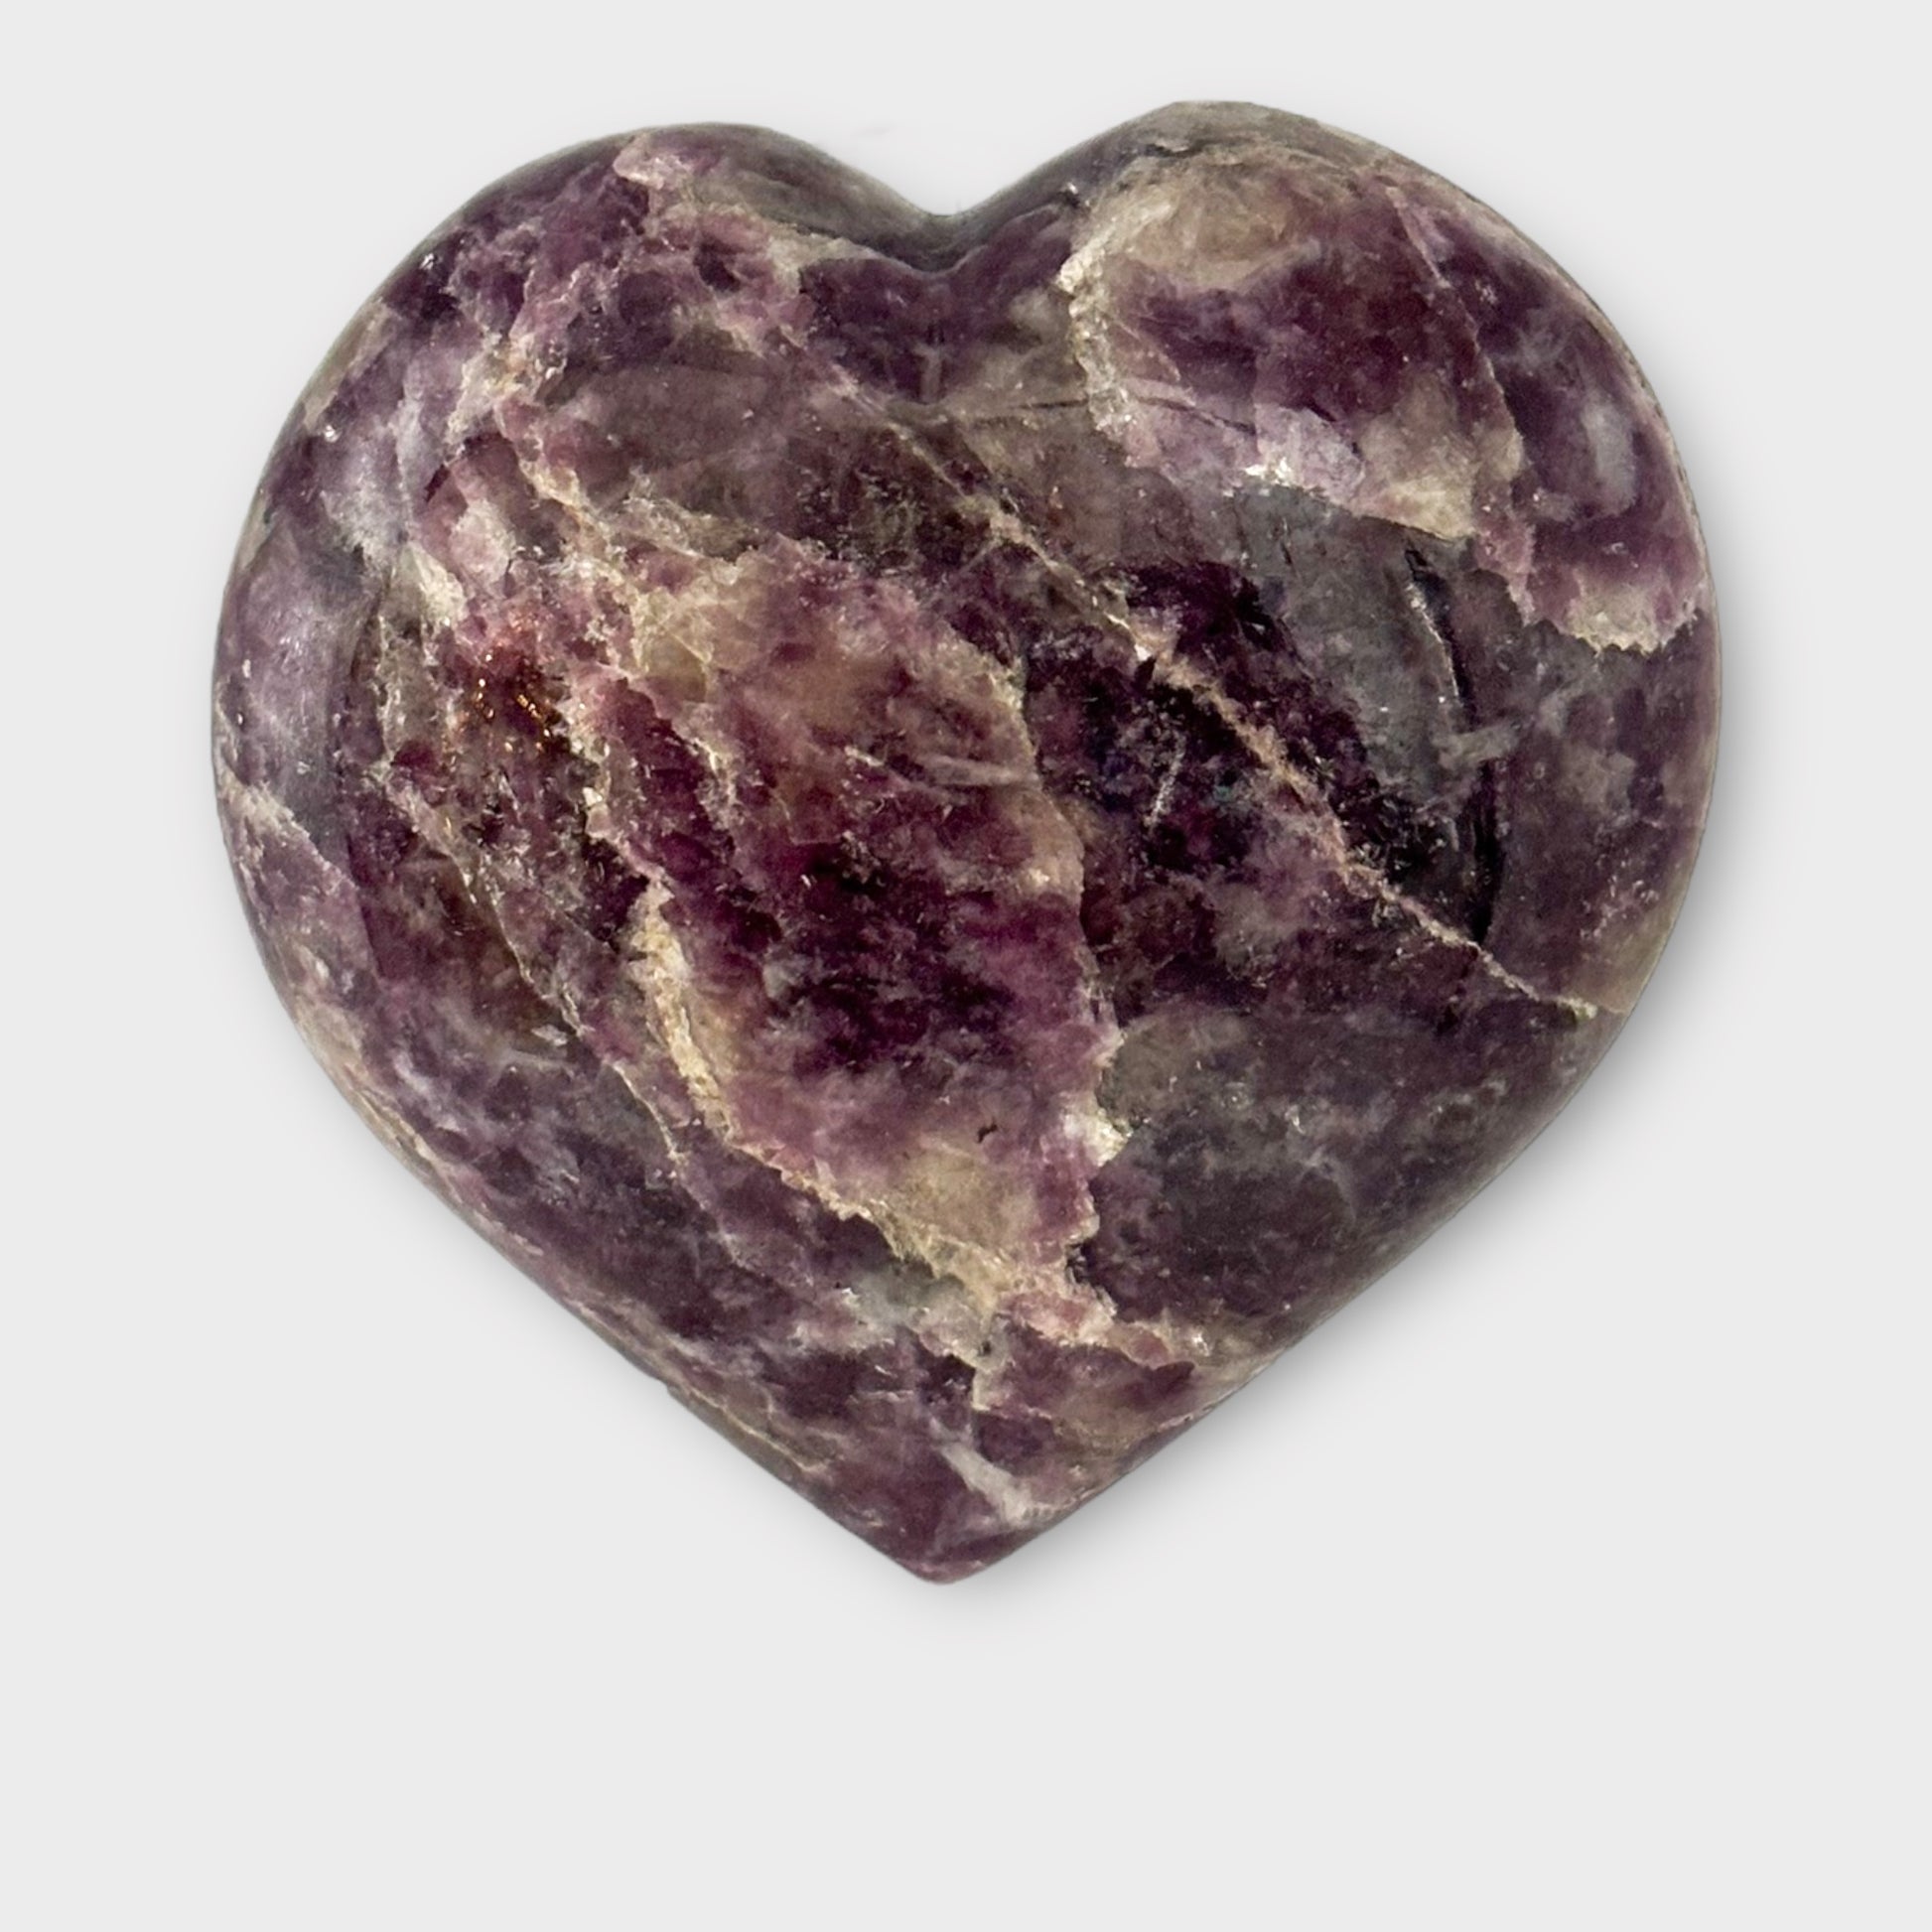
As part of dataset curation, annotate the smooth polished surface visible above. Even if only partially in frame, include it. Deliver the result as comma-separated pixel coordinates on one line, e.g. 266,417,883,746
214,103,1718,1577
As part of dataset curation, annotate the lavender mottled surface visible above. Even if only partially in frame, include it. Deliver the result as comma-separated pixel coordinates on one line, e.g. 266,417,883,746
213,104,1718,1578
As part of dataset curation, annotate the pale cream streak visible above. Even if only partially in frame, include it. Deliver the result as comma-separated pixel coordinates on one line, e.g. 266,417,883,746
1135,627,1603,1022
458,444,1133,1348
1065,148,1703,661
446,237,1148,1298
1374,172,1711,656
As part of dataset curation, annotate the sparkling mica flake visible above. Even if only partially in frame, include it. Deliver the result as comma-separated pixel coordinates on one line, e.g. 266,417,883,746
214,104,1718,1578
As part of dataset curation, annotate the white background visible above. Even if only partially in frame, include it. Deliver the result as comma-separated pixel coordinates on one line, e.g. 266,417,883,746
4,2,1925,1925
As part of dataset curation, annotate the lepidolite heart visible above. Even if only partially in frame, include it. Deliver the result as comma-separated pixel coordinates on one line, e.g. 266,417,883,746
214,103,1718,1578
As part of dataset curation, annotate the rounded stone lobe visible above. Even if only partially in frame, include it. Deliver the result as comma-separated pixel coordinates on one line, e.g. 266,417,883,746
213,103,1718,1579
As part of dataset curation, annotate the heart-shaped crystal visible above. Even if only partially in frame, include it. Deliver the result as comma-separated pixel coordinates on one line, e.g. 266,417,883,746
214,103,1718,1577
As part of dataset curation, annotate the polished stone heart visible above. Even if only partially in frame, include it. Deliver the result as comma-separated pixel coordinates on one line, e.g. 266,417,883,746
214,103,1718,1578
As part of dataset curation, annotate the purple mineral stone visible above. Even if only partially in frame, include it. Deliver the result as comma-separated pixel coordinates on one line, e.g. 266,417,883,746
213,104,1718,1578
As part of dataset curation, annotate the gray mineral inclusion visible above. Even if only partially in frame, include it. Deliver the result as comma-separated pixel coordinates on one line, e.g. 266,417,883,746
214,104,1719,1577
